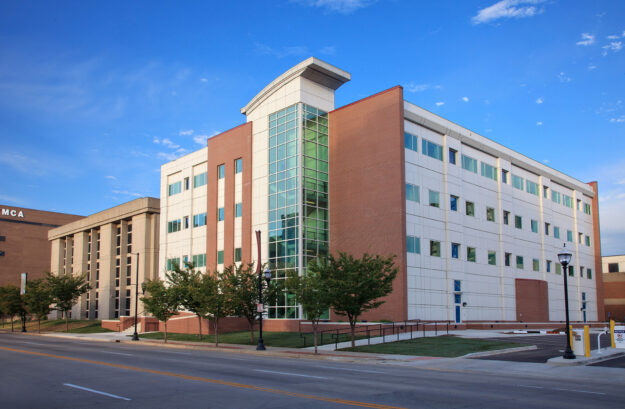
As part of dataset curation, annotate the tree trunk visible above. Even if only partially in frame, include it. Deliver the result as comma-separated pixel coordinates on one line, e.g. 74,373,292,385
249,320,255,343
10,315,14,332
164,321,168,343
313,321,319,354
350,317,356,348
197,315,202,340
65,311,69,333
214,319,219,347
38,317,41,333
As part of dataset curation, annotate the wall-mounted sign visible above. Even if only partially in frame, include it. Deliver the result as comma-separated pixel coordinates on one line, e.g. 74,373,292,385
1,208,25,218
20,273,28,295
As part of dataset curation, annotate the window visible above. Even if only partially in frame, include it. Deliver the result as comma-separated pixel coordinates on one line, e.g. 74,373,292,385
467,247,476,262
234,248,242,262
567,230,573,242
166,257,180,271
466,201,475,216
533,259,540,272
0,236,4,241
554,226,560,239
584,203,592,215
184,177,190,190
587,268,592,279
183,216,189,229
545,222,550,236
555,263,562,274
429,190,440,208
516,256,524,269
551,190,561,204
168,181,182,196
406,183,420,203
218,164,225,179
404,132,418,152
235,158,243,174
576,199,582,210
450,195,458,211
481,162,498,181
563,195,573,208
192,254,206,268
568,265,574,277
422,139,443,160
543,186,549,198
515,215,522,229
193,213,207,227
486,207,495,222
501,169,509,184
526,180,538,196
407,235,421,254
0,251,4,257
167,219,181,233
193,172,207,188
449,148,457,165
608,263,619,273
235,203,242,218
454,280,461,292
488,251,496,265
217,250,224,265
461,155,478,173
505,252,511,267
503,210,510,225
531,219,538,233
451,243,459,259
577,232,583,244
217,208,225,221
579,266,584,278
430,240,441,257
546,260,552,273
512,175,524,190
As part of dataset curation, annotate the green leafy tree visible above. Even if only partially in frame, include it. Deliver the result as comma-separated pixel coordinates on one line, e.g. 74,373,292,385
166,262,211,340
202,270,234,347
222,263,266,343
312,252,398,348
24,278,53,333
45,272,90,332
286,269,332,354
0,285,24,332
141,279,180,343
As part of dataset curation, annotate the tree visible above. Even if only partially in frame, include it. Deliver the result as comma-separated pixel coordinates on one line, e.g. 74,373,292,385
166,262,211,340
222,263,263,343
312,252,398,348
24,278,53,333
141,279,180,343
202,270,234,347
286,269,332,354
45,272,90,332
0,285,24,332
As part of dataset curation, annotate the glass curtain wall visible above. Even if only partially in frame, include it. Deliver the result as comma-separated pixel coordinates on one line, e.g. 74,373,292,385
267,103,329,319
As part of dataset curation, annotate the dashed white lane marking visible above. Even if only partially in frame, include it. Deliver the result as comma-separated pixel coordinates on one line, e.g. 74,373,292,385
517,385,606,395
254,369,328,379
315,365,386,374
100,351,134,356
517,385,544,389
64,383,131,400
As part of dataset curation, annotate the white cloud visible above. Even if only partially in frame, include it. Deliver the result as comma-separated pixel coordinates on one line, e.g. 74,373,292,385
576,33,595,46
588,64,597,71
294,0,376,14
435,102,445,106
461,96,469,102
200,78,208,83
536,121,543,126
536,97,543,104
0,193,24,204
607,35,620,40
254,42,309,59
193,131,220,145
602,41,623,54
152,137,160,144
179,129,194,136
471,0,546,25
320,46,336,55
161,138,180,149
610,115,625,123
557,72,572,83
111,189,141,197
104,175,117,180
406,83,430,93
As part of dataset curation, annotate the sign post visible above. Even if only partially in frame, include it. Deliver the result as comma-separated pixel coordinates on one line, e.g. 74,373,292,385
20,273,27,332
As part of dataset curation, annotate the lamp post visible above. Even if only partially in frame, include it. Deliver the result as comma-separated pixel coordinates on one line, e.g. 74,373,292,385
558,244,575,359
256,266,272,350
132,252,140,341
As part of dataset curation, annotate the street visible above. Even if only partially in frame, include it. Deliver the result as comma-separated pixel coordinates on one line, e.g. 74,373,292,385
1,333,623,409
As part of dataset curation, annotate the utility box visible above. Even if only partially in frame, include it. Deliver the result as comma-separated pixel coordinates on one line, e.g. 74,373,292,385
615,326,625,349
572,330,585,356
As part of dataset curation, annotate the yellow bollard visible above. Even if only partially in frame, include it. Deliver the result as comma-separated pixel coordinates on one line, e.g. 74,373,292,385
569,325,574,349
584,326,591,357
610,320,616,348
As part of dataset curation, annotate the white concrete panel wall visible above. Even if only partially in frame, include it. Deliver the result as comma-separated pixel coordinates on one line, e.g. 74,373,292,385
404,116,597,323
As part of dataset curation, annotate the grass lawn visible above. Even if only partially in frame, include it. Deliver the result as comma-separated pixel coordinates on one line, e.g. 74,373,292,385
340,335,524,357
0,319,112,333
139,330,365,348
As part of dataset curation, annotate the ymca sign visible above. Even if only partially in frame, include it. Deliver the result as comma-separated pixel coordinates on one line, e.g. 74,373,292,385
1,208,24,218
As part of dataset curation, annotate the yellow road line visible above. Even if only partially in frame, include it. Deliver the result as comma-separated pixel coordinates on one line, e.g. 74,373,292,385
0,345,406,409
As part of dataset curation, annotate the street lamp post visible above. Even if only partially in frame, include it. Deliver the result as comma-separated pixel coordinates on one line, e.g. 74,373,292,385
132,252,140,341
558,244,575,359
256,266,272,351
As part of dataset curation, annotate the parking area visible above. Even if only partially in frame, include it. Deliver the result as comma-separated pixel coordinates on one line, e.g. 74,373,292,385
472,334,622,365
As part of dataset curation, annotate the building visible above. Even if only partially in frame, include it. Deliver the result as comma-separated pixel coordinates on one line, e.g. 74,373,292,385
0,205,82,286
49,198,159,320
602,255,625,321
160,57,603,327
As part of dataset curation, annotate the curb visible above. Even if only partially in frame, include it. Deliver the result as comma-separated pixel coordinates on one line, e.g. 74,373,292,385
460,345,537,358
547,351,625,366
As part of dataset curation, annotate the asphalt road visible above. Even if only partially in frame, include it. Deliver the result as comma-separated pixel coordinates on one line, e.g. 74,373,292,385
0,333,623,409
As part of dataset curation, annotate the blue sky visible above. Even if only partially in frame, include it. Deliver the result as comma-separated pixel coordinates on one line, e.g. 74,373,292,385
0,0,624,254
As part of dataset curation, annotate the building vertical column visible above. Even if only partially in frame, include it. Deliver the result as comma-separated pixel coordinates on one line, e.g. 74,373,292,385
50,238,63,277
98,223,116,320
131,212,157,325
72,231,88,319
588,181,605,320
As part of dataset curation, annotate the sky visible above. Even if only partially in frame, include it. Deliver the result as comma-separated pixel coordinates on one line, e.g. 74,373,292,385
0,0,624,255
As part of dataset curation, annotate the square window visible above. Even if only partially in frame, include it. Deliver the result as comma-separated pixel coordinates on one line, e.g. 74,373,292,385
608,263,619,273
217,250,224,265
429,190,440,208
505,252,511,267
501,169,509,184
450,195,458,211
486,207,495,222
488,251,496,265
234,248,242,262
516,256,524,269
531,220,538,233
585,235,591,247
466,201,475,216
467,247,476,262
406,235,421,254
554,226,560,239
546,260,552,272
515,215,522,229
218,164,225,179
568,265,574,277
555,263,562,275
567,230,573,242
451,243,459,259
430,240,441,257
449,148,457,165
587,268,592,279
454,280,461,292
235,158,243,174
533,259,539,272
503,211,510,225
